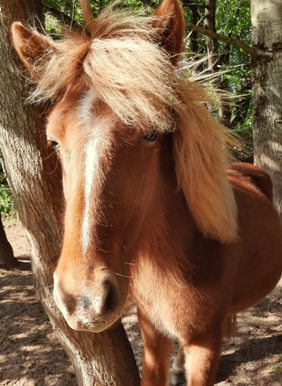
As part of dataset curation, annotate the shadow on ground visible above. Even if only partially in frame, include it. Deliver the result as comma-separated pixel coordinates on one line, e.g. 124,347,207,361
0,261,77,386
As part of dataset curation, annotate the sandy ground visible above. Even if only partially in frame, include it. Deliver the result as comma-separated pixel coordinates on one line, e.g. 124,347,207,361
0,220,281,386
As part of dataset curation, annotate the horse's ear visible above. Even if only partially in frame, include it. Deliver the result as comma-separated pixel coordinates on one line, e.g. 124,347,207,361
11,22,57,80
153,0,184,65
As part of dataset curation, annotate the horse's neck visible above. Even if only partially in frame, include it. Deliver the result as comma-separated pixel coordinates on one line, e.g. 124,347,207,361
139,134,196,263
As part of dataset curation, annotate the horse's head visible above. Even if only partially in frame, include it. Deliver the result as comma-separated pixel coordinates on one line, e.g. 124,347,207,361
47,82,170,331
12,0,237,332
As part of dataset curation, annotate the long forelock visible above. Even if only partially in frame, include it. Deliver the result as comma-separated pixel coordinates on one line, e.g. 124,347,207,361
83,36,181,133
30,8,182,134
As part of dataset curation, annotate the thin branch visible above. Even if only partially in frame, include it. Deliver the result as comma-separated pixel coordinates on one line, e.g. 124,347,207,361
186,23,255,56
182,2,208,8
44,6,81,30
185,15,207,46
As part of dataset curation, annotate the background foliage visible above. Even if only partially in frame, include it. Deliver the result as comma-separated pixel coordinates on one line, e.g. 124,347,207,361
216,0,252,134
0,162,16,218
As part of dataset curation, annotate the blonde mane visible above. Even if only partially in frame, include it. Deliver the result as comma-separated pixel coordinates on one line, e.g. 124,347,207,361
29,7,181,134
26,3,238,243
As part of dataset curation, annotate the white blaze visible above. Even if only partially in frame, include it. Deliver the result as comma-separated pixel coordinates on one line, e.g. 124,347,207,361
78,89,111,255
81,137,101,254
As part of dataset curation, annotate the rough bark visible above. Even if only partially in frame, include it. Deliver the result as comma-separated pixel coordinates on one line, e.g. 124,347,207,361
0,215,18,269
185,4,199,52
0,1,140,384
203,0,231,127
203,0,218,71
251,0,282,221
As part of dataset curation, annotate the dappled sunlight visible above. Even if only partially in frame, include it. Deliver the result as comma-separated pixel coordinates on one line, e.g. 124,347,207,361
217,278,282,386
266,140,282,153
260,153,281,171
0,266,77,386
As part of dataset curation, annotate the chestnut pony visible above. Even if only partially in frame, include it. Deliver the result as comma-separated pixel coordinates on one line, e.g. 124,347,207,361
12,1,282,385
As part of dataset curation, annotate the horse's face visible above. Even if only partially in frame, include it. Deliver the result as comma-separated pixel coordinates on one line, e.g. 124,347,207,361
50,84,163,331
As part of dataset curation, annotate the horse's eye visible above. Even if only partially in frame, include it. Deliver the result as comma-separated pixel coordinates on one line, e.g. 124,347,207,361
142,131,158,142
49,140,60,152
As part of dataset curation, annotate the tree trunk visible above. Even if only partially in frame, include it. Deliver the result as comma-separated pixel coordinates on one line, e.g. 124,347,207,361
0,1,140,384
185,4,199,53
0,215,18,269
251,0,282,221
203,0,231,127
204,0,218,71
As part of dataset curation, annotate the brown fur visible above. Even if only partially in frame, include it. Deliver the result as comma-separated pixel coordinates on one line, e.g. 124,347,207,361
12,1,282,386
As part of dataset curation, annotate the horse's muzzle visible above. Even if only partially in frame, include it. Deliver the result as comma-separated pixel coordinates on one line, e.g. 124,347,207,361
53,271,122,332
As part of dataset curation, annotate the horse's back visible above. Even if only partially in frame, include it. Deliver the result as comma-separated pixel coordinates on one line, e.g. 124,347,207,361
227,163,282,312
229,162,273,201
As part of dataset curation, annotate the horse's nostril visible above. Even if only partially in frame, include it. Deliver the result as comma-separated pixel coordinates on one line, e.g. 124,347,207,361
103,279,119,314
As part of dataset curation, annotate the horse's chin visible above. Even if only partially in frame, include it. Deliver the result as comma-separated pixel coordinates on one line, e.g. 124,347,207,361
64,312,122,333
63,304,126,333
66,317,120,333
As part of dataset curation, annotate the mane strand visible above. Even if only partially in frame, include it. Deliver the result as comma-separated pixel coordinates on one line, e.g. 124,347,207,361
80,0,96,35
173,80,238,243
